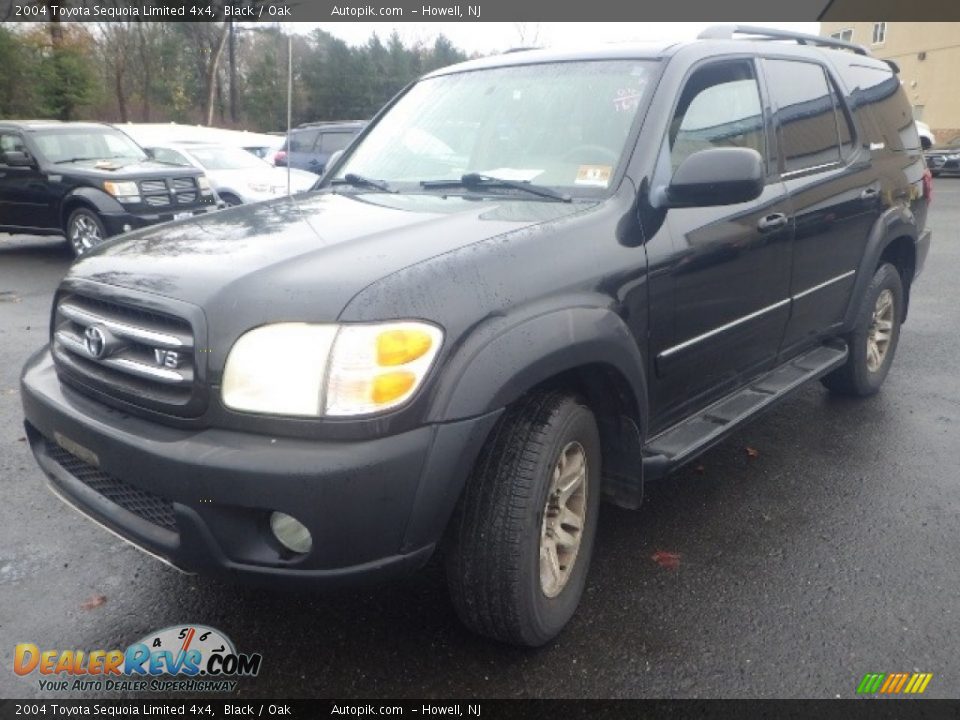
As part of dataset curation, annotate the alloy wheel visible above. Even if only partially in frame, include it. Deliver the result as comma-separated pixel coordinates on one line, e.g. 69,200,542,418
539,441,588,598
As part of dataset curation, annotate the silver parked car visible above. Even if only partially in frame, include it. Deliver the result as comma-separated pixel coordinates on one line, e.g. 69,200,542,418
146,142,318,206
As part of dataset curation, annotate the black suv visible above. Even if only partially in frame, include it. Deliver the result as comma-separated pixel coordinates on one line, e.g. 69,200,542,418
0,121,218,256
21,26,931,646
273,120,365,174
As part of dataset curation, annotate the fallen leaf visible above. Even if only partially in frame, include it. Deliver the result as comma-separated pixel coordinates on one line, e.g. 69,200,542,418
81,594,107,610
745,446,760,459
17,437,26,442
652,550,681,570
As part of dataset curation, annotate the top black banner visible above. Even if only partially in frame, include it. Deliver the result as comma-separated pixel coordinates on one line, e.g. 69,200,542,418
3,0,960,22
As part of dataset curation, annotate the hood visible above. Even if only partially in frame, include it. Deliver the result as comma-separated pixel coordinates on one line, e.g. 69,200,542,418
65,191,592,334
55,158,202,180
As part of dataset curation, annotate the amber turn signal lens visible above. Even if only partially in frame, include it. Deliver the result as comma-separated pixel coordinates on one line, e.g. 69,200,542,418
371,372,417,404
376,329,433,366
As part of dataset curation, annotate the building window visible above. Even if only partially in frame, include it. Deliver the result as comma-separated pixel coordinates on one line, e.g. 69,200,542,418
831,29,854,42
872,23,887,45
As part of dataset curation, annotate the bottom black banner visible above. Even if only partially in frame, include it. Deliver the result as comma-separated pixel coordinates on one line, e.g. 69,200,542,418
2,699,960,720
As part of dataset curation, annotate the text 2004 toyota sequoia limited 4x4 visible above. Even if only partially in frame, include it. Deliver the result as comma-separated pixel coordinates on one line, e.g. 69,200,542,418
22,26,931,646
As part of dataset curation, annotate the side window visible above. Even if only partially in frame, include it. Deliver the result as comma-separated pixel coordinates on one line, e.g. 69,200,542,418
842,62,914,151
320,132,354,154
289,129,320,153
669,61,765,172
0,132,27,164
765,60,841,174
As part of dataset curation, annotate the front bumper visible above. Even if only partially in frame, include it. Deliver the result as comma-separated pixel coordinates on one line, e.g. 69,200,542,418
101,204,219,236
21,348,500,587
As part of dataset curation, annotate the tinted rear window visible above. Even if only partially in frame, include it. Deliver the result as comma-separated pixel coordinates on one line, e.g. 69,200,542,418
839,62,918,151
765,59,841,173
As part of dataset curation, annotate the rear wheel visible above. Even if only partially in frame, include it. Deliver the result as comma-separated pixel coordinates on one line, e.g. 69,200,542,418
822,263,904,396
65,207,108,258
220,193,243,207
445,390,601,646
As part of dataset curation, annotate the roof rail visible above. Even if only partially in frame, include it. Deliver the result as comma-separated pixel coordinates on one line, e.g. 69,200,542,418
698,24,869,56
296,120,366,128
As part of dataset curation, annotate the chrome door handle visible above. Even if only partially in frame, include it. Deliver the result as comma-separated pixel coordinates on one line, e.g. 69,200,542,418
757,213,788,233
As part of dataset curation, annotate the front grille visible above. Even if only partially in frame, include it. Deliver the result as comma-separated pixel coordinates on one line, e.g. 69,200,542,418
139,180,167,193
44,439,177,533
138,178,200,208
52,293,199,413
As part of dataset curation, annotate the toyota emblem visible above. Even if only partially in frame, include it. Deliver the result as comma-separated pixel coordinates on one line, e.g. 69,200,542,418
84,326,107,359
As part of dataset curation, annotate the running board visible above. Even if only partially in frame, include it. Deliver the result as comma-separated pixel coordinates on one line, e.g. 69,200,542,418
642,343,848,481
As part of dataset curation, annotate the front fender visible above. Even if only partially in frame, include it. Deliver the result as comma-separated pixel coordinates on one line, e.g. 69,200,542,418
61,187,126,219
842,205,917,331
427,305,648,429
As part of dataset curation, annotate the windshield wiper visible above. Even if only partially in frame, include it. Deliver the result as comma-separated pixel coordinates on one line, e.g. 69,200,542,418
420,173,571,202
54,157,103,164
331,173,397,193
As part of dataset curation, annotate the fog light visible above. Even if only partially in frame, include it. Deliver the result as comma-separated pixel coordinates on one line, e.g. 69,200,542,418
122,224,132,232
269,512,312,554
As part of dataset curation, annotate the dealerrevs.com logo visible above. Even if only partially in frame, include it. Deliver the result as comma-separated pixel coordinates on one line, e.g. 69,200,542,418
14,625,262,693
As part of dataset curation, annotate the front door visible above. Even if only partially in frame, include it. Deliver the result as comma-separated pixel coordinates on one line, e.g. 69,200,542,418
647,58,794,429
0,131,50,231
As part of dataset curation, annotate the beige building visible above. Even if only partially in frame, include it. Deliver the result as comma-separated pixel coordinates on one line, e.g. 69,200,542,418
820,22,960,145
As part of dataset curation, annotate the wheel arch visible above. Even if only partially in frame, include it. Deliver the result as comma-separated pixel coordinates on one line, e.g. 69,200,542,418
60,188,122,231
427,306,649,509
843,208,918,330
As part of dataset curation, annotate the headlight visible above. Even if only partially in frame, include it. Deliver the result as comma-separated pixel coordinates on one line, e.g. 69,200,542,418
247,181,270,193
103,181,140,203
197,175,213,194
221,321,443,417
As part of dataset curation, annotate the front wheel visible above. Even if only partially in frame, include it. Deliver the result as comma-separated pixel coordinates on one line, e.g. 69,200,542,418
65,207,108,257
445,390,601,646
822,263,904,396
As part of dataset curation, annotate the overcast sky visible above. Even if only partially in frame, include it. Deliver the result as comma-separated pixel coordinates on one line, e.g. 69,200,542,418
284,22,821,55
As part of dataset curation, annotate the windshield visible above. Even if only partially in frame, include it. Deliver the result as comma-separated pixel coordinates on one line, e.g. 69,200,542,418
32,129,147,163
186,145,267,171
335,59,657,194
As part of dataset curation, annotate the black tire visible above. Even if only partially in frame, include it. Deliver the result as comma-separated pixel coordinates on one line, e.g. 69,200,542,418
821,263,904,397
445,390,601,646
65,207,109,258
220,193,243,207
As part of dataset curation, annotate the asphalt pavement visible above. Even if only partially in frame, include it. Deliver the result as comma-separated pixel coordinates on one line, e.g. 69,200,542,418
2,182,959,699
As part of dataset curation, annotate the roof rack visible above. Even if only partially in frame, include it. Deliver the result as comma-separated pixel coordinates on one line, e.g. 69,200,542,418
296,120,365,128
698,24,869,56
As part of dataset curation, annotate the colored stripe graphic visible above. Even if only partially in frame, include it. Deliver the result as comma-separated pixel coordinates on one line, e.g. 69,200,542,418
857,672,933,694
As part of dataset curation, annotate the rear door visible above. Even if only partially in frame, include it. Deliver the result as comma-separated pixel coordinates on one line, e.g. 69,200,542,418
763,57,882,355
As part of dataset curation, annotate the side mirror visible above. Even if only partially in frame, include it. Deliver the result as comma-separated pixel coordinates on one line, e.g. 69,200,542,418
4,150,34,167
665,147,764,208
143,148,155,159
